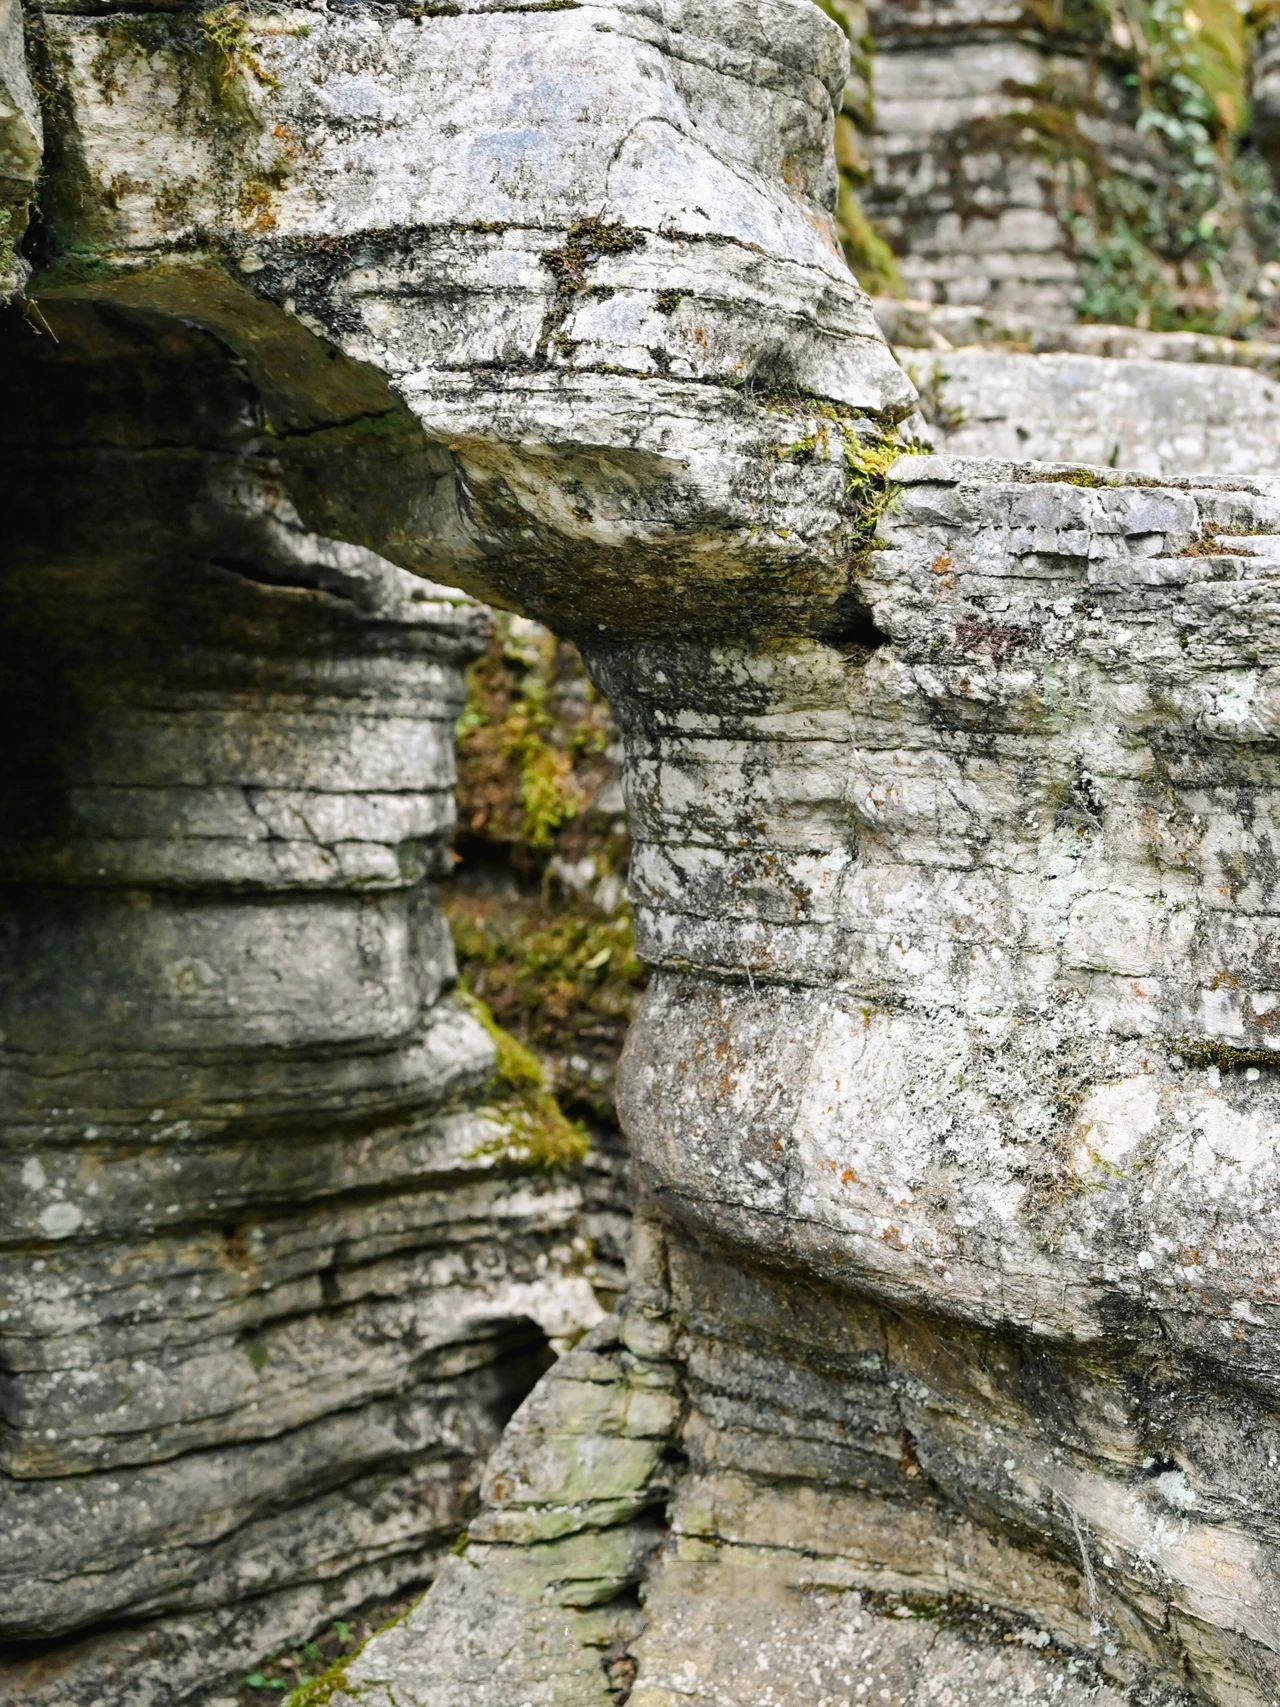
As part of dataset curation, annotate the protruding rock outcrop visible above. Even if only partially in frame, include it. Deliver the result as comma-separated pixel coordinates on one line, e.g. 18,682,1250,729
346,451,1280,1707
10,2,1280,1705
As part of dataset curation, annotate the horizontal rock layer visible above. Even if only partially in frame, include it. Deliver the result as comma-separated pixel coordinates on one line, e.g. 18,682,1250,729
16,2,1280,1704
0,299,602,1703
347,455,1280,1705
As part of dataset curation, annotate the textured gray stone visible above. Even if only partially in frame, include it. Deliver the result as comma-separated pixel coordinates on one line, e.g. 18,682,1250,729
0,304,602,1700
901,346,1280,477
0,0,39,294
11,1,1280,1704
876,304,1280,478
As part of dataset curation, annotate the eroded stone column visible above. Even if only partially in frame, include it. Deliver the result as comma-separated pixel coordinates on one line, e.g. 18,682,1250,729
0,302,600,1706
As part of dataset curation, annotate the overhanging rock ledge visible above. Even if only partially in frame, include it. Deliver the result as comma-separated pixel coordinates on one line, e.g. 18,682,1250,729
7,1,1280,1704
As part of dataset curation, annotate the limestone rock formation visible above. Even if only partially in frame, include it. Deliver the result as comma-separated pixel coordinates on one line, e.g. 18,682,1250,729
0,223,605,1707
342,451,1280,1707
5,1,906,1698
0,0,39,295
9,1,1280,1705
877,303,1280,476
860,0,1277,336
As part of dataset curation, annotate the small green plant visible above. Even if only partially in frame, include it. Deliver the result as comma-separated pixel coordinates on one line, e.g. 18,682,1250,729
1033,467,1118,488
201,3,279,91
455,626,599,850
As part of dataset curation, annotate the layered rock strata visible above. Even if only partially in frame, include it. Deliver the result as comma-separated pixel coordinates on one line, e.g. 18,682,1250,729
0,302,601,1705
11,2,1280,1705
6,1,909,1697
343,456,1280,1706
876,302,1280,476
860,1,1275,335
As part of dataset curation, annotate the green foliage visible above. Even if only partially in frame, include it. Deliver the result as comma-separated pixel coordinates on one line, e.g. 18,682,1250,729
834,179,902,296
1032,467,1119,488
460,989,593,1170
200,3,280,92
448,617,643,1133
1070,1,1280,334
455,625,608,853
815,0,903,293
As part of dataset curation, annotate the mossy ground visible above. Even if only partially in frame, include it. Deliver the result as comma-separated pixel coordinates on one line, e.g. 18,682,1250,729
237,1589,422,1703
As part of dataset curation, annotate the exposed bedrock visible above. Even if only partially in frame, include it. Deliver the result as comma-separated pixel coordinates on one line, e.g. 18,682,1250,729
875,306,1280,478
0,301,603,1705
345,459,1280,1707
11,1,1280,1704
6,0,909,1696
860,1,1277,335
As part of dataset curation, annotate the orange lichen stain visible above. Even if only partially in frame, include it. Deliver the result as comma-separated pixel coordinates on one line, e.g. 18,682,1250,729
693,326,708,348
931,553,956,590
237,179,278,233
1129,981,1154,1001
881,1225,907,1251
1209,970,1243,990
841,1168,859,1186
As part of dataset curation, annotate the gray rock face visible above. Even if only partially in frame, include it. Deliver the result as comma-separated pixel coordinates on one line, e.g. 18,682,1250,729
371,458,1280,1706
0,304,602,1702
6,1,905,1696
862,5,1097,317
895,337,1280,477
0,0,39,294
859,2,1276,337
11,2,1280,1705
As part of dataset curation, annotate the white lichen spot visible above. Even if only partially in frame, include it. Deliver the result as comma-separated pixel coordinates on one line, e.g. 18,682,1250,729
21,1157,47,1192
39,1201,85,1238
1153,1469,1197,1513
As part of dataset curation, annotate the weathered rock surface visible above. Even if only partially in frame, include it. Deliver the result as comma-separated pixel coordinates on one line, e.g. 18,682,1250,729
859,0,1278,336
356,455,1280,1706
11,1,1280,1704
6,0,906,1696
877,304,1280,475
0,0,39,294
0,302,603,1703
